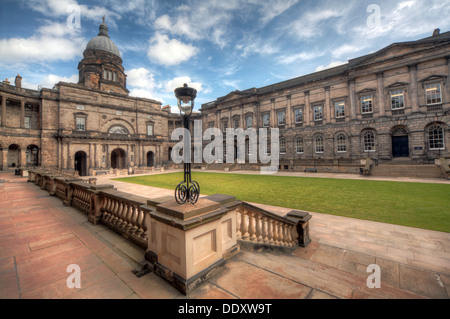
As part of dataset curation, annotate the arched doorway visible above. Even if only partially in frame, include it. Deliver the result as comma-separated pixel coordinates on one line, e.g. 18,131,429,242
26,145,39,167
74,151,87,176
147,151,154,167
111,148,126,169
7,144,20,168
391,126,409,158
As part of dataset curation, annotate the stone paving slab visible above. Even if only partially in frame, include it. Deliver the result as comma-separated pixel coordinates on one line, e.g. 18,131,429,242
0,172,449,300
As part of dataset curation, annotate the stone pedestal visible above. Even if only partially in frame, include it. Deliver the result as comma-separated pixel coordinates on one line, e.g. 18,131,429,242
286,210,312,247
143,195,239,295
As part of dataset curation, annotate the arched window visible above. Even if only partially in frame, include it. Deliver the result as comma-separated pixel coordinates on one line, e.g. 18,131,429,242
315,136,324,154
109,126,128,135
428,125,445,150
363,131,376,152
296,138,304,154
337,134,347,153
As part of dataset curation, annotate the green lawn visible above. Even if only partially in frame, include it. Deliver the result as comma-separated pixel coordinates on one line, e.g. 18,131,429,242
114,172,450,233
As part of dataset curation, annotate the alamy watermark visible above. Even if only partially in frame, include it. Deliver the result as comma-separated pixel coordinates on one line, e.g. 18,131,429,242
66,264,81,289
367,4,381,29
366,264,381,289
171,121,280,174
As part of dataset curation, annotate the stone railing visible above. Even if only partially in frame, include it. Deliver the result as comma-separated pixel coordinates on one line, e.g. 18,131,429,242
26,169,312,295
439,157,450,180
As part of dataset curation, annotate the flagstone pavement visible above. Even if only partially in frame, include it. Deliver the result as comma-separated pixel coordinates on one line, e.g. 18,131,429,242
0,170,449,300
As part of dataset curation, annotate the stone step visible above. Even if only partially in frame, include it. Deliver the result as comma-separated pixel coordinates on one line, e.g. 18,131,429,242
371,165,443,178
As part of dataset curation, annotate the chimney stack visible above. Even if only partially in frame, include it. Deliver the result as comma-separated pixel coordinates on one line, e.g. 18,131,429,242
15,74,22,88
432,28,440,37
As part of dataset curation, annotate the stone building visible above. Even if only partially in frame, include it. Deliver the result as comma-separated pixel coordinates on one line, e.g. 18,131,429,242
200,29,450,173
1,22,449,176
0,20,177,176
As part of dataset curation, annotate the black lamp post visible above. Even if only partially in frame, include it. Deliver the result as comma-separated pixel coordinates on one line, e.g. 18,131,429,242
174,84,200,205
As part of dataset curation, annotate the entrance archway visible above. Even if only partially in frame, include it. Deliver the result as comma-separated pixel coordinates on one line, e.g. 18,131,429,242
111,148,126,169
147,151,154,167
7,144,20,168
74,151,87,176
391,126,410,158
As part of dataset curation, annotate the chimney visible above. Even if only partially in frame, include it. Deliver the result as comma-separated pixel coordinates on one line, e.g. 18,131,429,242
432,28,440,37
15,74,22,88
3,78,10,85
162,104,171,113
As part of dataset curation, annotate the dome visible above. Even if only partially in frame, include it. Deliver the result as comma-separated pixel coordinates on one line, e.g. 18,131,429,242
85,20,121,57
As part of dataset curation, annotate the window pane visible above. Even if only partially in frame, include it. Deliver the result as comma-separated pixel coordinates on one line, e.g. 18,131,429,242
335,102,345,118
262,113,270,127
296,138,304,154
314,105,323,121
429,126,444,150
295,108,303,123
280,139,286,154
147,124,153,136
364,131,375,152
315,136,324,153
76,117,85,131
277,111,286,126
425,84,442,105
337,135,346,153
361,95,373,114
391,90,404,110
246,115,252,129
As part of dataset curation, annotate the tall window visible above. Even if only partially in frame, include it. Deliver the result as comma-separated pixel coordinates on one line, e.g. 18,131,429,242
279,138,286,154
234,117,239,129
337,134,347,153
390,90,405,110
294,108,303,123
315,136,324,154
425,83,442,105
24,116,31,129
222,119,228,131
361,95,373,114
335,102,345,118
296,138,304,154
363,131,376,152
208,121,215,129
147,123,154,136
262,138,271,155
262,113,270,127
76,117,86,131
245,115,252,129
314,105,323,121
277,111,286,126
428,125,445,150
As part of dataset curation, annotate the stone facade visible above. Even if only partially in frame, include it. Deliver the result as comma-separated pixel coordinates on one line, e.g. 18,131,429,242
1,25,449,175
201,30,450,172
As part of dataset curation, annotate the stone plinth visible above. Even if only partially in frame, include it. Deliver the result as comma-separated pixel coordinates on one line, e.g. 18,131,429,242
143,195,239,295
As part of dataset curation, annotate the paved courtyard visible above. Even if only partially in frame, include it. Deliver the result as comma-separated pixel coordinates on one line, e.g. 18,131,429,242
0,170,449,299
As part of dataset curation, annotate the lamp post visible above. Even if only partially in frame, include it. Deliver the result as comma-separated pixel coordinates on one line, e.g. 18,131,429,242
174,84,200,205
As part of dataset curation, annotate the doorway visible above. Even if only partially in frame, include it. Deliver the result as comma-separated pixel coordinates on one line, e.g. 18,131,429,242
74,151,87,176
392,136,409,158
111,148,126,169
147,151,154,167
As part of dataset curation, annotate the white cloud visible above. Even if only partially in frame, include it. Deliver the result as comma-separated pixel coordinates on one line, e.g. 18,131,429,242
278,51,324,64
315,61,347,72
147,33,198,66
20,74,78,90
164,77,203,94
248,0,300,25
126,67,164,101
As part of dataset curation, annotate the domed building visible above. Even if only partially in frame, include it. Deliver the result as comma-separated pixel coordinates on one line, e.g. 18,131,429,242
78,18,128,95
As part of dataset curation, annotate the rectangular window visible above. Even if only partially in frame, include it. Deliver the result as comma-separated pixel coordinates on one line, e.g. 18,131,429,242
234,118,239,129
277,111,286,126
390,90,405,110
76,117,86,131
262,113,270,127
147,124,153,136
208,121,215,129
361,95,373,114
313,105,323,121
296,138,304,154
315,137,324,154
294,108,303,123
425,83,442,105
279,139,286,154
246,115,252,129
337,135,347,153
24,116,31,129
335,102,345,118
222,119,228,131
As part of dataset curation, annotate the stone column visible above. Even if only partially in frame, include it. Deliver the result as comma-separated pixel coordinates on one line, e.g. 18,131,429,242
1,96,6,127
67,143,72,169
446,56,450,98
20,147,26,167
376,72,385,117
409,64,419,113
2,148,7,170
304,91,310,126
348,80,356,120
20,100,25,128
270,99,275,127
106,144,110,169
324,86,331,123
126,144,130,168
94,143,98,168
286,95,292,128
88,143,93,172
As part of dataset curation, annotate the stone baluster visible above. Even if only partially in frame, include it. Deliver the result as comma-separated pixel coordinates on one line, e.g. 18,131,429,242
273,221,280,246
136,206,145,237
261,216,269,244
140,208,147,240
268,219,274,245
249,212,257,242
236,211,242,240
241,210,249,240
255,214,263,243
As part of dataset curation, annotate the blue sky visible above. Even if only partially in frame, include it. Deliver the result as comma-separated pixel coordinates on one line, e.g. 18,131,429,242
1,0,449,109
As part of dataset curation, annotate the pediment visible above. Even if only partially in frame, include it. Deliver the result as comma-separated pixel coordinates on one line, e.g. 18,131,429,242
419,75,447,83
386,82,409,88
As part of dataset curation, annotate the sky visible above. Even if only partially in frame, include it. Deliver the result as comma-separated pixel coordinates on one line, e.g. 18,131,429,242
0,0,449,110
